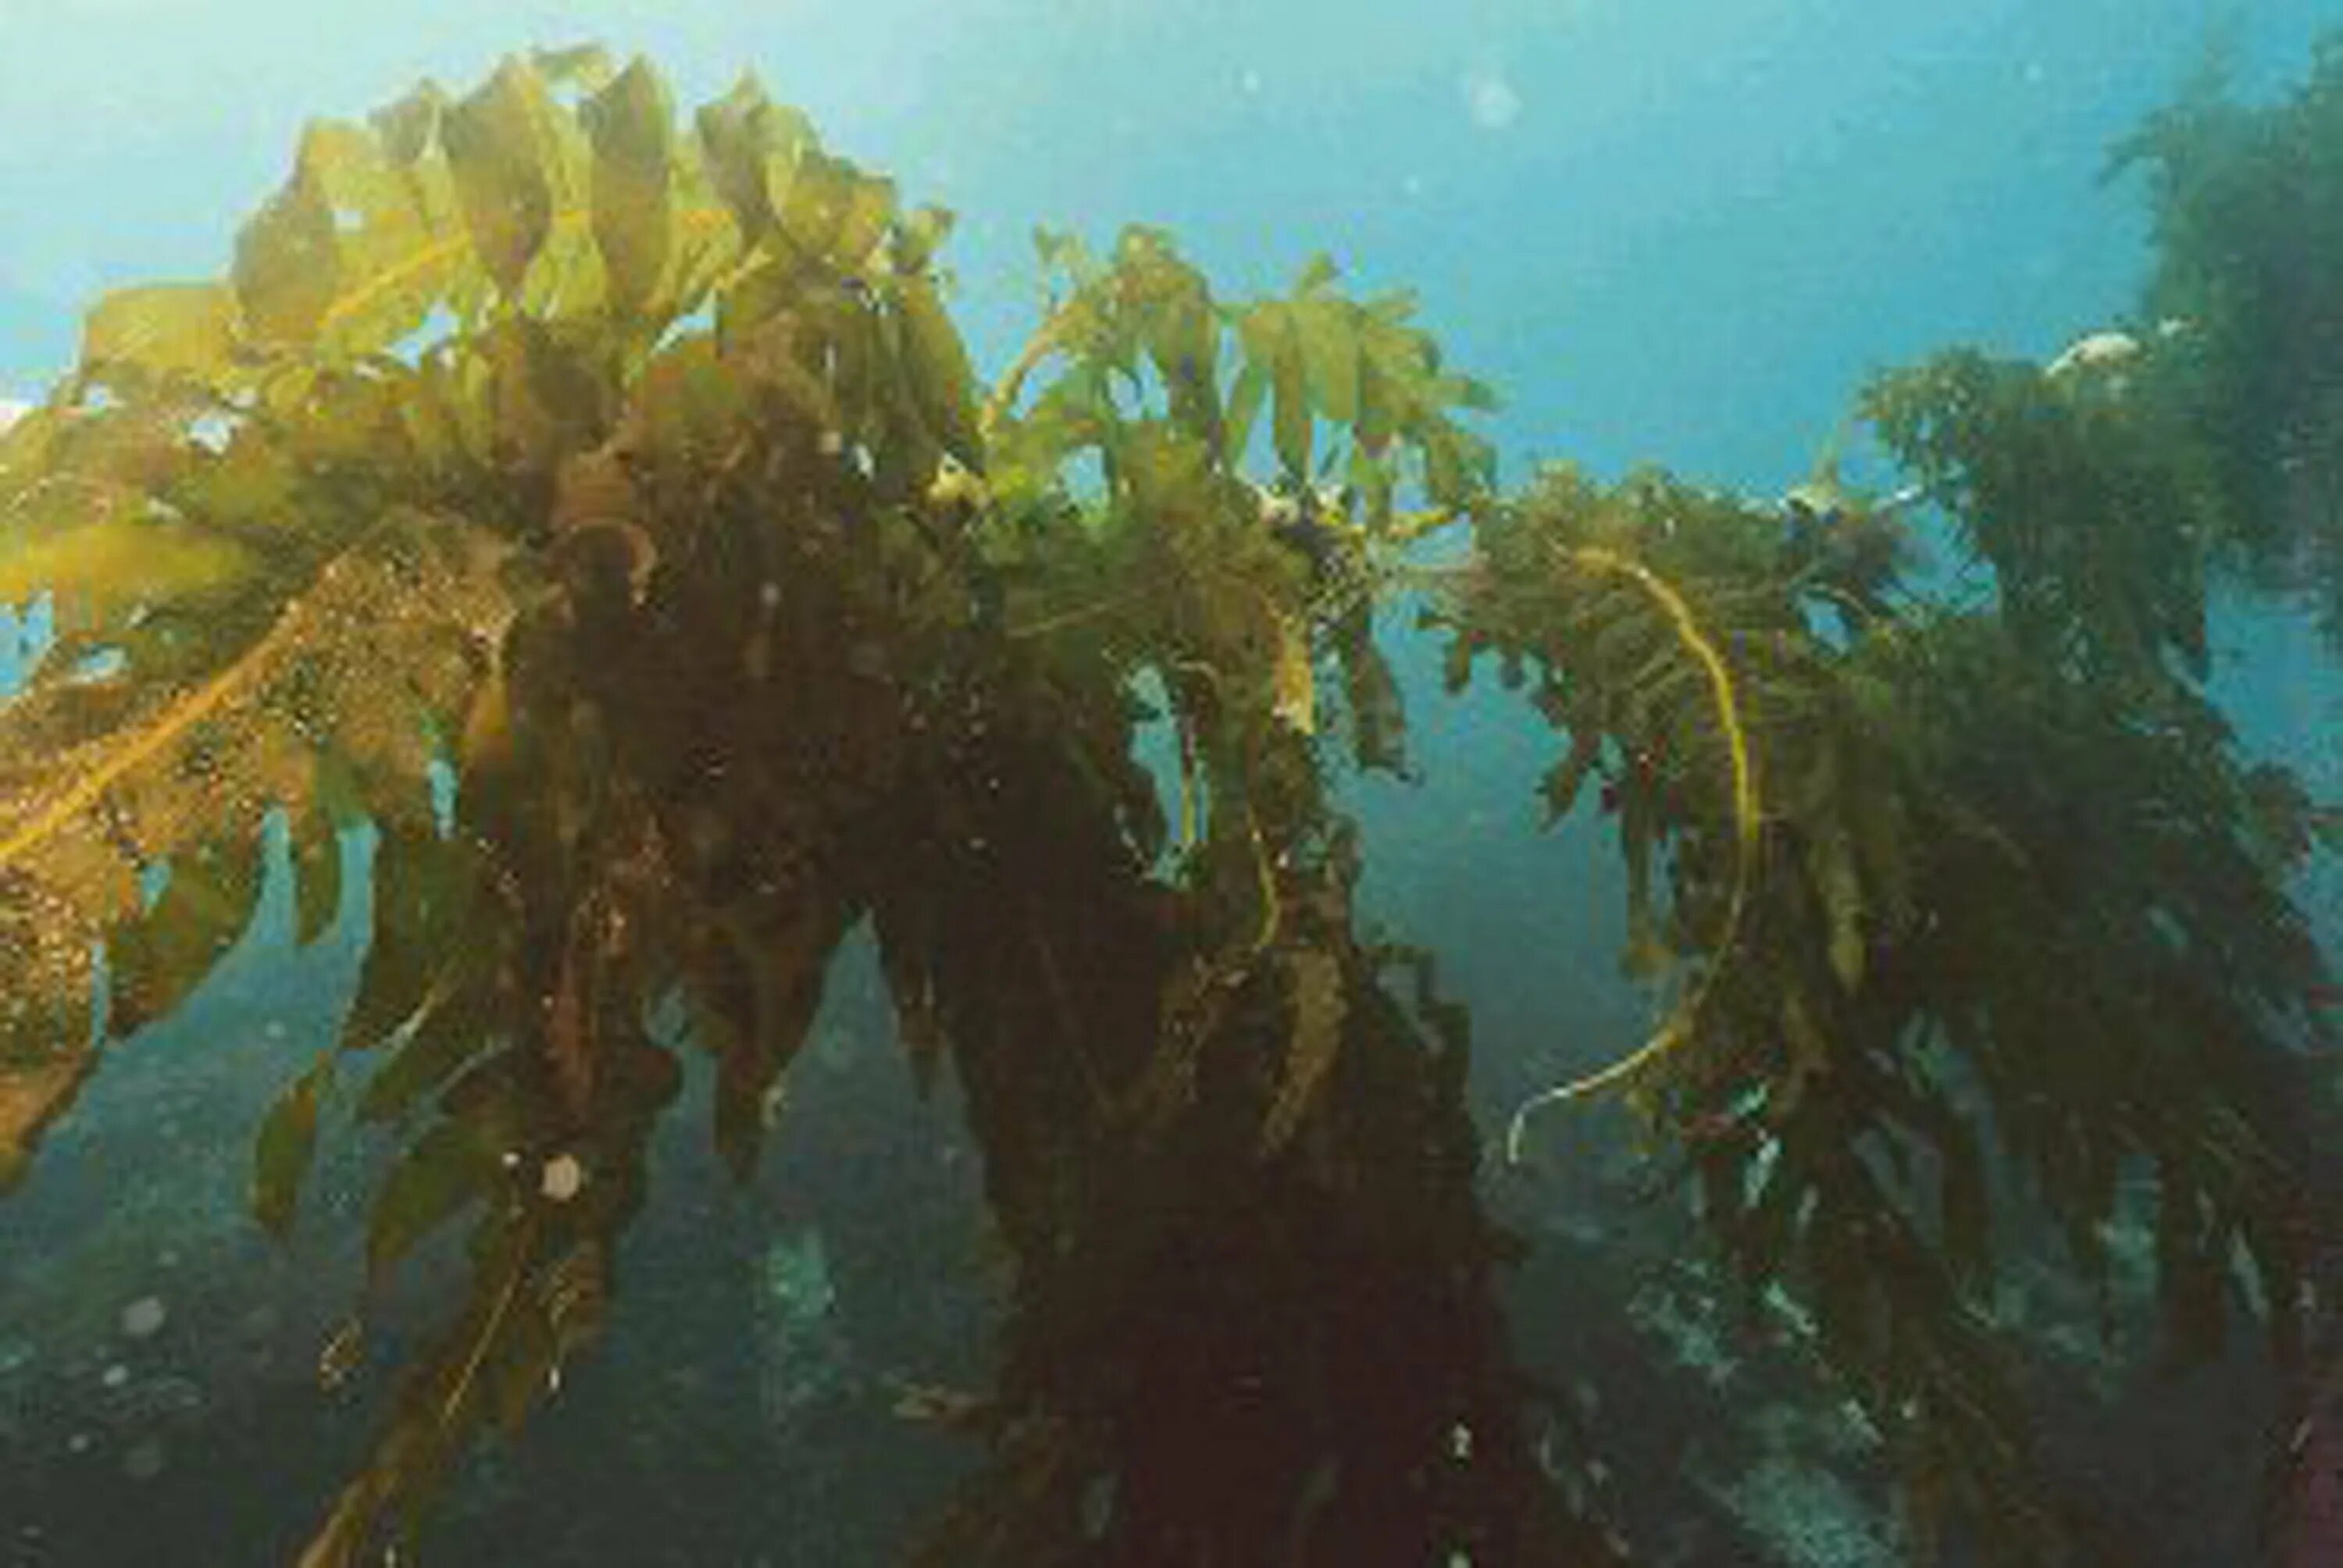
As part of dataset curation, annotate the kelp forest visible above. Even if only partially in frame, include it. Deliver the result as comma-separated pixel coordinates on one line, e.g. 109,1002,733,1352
2,34,2340,1567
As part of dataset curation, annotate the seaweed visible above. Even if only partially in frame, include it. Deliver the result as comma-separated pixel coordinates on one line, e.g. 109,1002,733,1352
2106,30,2343,643
0,36,2337,1567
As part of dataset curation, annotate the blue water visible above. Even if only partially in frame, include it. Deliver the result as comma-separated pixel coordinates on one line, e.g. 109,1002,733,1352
3,4,2341,1564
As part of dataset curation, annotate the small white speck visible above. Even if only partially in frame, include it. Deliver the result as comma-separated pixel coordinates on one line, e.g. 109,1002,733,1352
540,1153,586,1203
119,1297,166,1340
1239,69,1262,95
122,1437,166,1481
1464,69,1522,131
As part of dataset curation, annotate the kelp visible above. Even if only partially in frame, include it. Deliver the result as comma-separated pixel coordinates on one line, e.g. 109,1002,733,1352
0,37,2338,1568
2104,30,2343,643
1432,394,2334,1555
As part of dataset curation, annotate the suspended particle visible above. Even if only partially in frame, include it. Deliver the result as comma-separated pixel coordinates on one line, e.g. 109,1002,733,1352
119,1297,167,1340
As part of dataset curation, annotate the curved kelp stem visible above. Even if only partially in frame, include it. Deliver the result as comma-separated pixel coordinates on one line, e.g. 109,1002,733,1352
1504,543,1761,1164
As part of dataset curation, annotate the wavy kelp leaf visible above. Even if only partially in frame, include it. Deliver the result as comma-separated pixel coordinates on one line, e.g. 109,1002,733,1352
992,228,1496,557
1421,426,1494,510
694,73,815,243
1354,351,1396,458
826,285,886,454
1221,359,1268,469
343,821,504,1054
1292,297,1361,425
368,1116,500,1282
580,57,676,315
466,315,612,474
1212,257,1496,521
370,79,447,165
0,505,511,1186
1536,729,1604,825
1235,305,1314,482
252,1051,332,1238
779,151,893,277
291,119,470,356
77,283,241,388
1334,606,1407,774
440,59,560,295
718,302,842,431
1271,324,1311,482
896,274,983,470
234,109,514,361
357,982,502,1126
233,159,342,349
291,751,365,948
0,499,254,631
1137,275,1220,444
701,896,852,1181
108,832,264,1035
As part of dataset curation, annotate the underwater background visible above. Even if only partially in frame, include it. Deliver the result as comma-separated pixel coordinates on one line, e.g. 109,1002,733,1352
2,2,2341,1564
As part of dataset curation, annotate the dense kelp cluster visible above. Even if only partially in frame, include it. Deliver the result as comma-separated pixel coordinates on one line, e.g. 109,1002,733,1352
0,37,2338,1567
1428,431,2334,1556
2108,30,2343,643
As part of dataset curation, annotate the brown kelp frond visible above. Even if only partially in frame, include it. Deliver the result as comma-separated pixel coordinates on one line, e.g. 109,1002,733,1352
5,32,2340,1568
1502,539,1762,1157
0,497,510,1186
2105,35,2343,644
1429,469,1798,1138
1432,440,2336,1560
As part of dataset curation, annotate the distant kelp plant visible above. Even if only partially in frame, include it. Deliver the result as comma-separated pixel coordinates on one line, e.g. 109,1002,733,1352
0,38,2336,1568
2106,28,2343,643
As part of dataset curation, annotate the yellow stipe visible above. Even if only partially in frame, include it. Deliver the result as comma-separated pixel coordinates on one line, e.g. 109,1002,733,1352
315,201,737,343
302,1210,544,1565
436,1210,539,1432
1504,543,1761,1164
0,516,422,875
0,596,316,873
1004,581,1160,642
11,195,761,869
318,230,469,341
